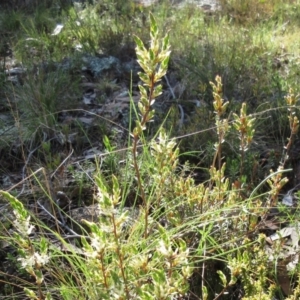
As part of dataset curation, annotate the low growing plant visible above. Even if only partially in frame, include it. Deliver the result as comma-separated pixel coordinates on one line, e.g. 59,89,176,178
0,191,52,300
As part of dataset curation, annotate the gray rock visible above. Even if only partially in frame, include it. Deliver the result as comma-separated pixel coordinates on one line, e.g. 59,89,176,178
82,55,121,78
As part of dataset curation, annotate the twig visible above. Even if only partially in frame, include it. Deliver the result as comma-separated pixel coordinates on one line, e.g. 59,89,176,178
16,133,54,197
164,75,184,129
7,167,44,193
17,143,43,197
164,75,176,100
37,200,80,237
51,148,74,180
177,103,185,130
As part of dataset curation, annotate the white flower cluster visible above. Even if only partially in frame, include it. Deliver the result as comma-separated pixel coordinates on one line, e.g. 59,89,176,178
13,211,35,236
18,252,50,269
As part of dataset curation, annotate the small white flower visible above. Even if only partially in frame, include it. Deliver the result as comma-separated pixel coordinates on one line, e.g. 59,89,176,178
157,240,171,257
91,236,102,251
18,255,35,269
18,252,50,269
34,252,50,267
13,214,35,236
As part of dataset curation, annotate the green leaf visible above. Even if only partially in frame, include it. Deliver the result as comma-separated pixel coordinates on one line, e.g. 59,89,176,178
0,191,27,218
83,220,104,238
151,84,162,100
154,70,165,83
138,84,148,98
152,269,166,285
147,110,155,121
40,237,48,254
149,48,155,61
24,288,38,300
217,270,227,287
138,73,151,85
229,275,238,286
138,102,146,115
137,290,153,300
161,55,170,69
35,269,44,285
151,39,159,56
110,270,122,285
134,35,145,50
141,62,154,75
95,175,107,193
103,135,114,152
133,126,141,137
150,13,158,38
202,285,208,300
162,33,170,51
112,175,119,194
136,53,145,63
140,95,149,107
45,293,53,300
81,236,90,250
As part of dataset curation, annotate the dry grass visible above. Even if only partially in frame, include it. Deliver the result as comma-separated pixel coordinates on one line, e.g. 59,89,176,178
218,0,299,24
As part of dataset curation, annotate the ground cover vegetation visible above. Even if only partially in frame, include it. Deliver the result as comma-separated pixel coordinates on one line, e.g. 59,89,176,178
1,0,300,299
